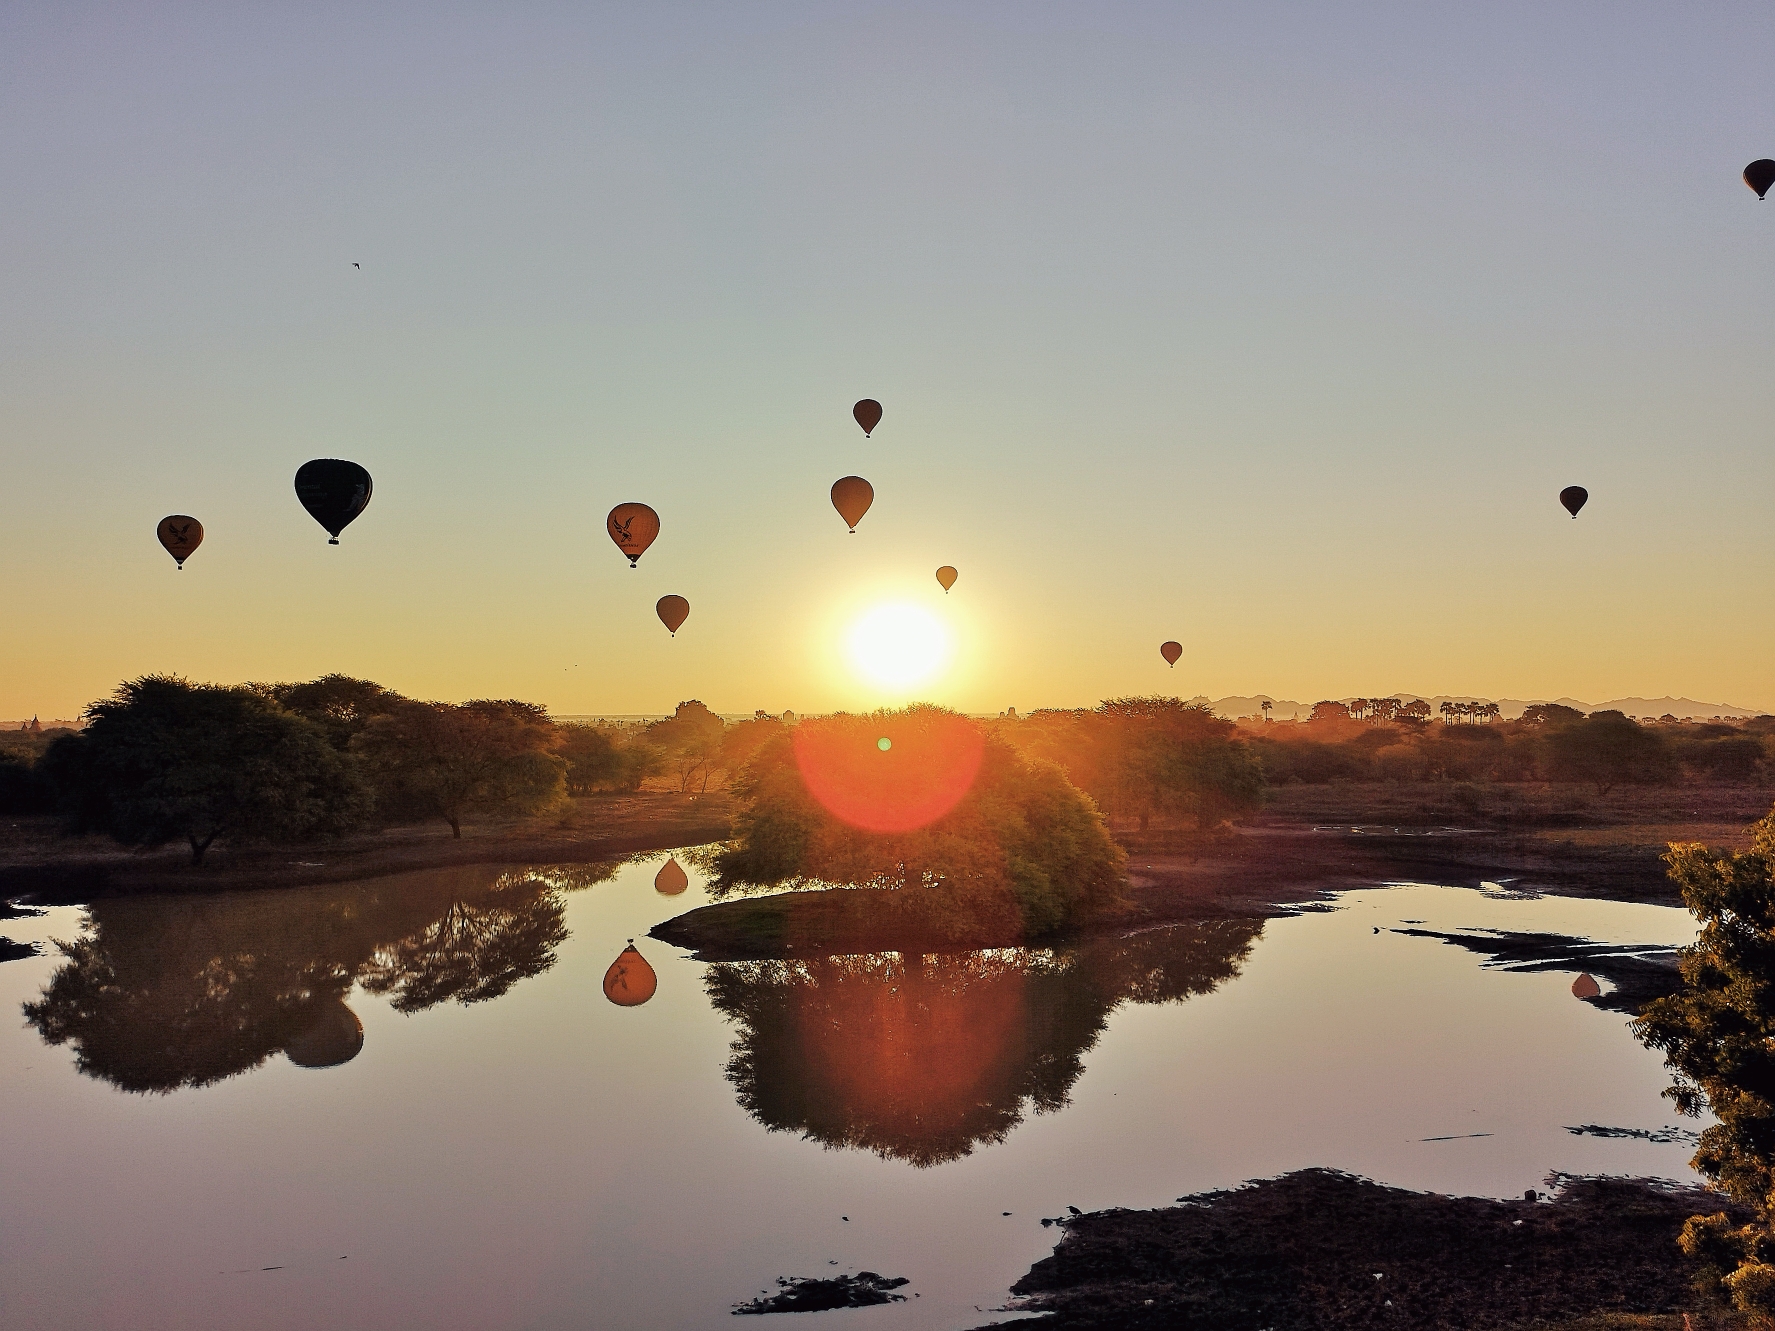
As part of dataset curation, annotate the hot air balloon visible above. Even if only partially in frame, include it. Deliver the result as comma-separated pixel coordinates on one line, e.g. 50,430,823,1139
156,516,203,569
295,459,373,544
604,940,657,1007
1571,973,1601,1000
1559,486,1588,518
607,502,660,566
853,399,883,436
831,476,873,532
1746,159,1775,200
657,595,689,636
654,857,689,895
1160,641,1182,667
935,566,958,593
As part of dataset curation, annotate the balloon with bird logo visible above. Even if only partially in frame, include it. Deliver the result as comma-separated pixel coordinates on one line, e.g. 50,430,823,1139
156,516,203,569
294,460,373,544
935,566,958,593
1746,160,1775,199
654,857,689,896
603,941,658,1007
607,502,660,566
1559,486,1588,518
853,399,883,436
1160,641,1182,667
831,477,873,532
656,595,689,636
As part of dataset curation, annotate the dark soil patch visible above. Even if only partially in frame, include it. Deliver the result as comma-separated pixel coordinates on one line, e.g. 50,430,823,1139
732,1272,909,1314
1388,928,1684,1015
979,1169,1744,1330
0,935,38,963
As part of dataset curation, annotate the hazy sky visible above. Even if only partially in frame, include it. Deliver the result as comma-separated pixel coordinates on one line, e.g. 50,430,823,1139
4,3,1772,719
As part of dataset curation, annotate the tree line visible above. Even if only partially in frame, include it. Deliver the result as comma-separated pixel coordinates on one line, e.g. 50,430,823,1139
0,675,780,862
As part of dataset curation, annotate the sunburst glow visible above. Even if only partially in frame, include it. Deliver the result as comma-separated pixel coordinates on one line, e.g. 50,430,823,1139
845,602,952,692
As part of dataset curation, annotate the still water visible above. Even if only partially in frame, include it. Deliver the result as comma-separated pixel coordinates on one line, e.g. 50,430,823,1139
0,857,1700,1330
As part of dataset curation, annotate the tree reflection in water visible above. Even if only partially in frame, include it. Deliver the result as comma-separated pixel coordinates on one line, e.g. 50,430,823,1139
22,862,617,1094
707,918,1262,1167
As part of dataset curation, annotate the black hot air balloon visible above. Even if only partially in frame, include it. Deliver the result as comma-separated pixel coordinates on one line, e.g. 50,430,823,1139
295,460,373,544
1746,159,1775,200
1559,486,1588,519
853,399,883,436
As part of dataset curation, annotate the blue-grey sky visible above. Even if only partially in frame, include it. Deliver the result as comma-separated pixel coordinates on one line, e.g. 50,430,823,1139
3,2,1771,716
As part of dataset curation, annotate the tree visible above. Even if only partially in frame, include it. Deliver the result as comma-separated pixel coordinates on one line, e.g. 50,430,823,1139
267,674,410,751
1634,807,1775,1325
1086,698,1265,833
1522,703,1584,727
1311,700,1351,723
557,723,654,794
354,699,566,837
1546,710,1674,794
37,675,367,864
647,700,726,792
717,707,1125,939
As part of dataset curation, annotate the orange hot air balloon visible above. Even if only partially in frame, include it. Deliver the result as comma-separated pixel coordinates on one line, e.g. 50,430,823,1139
604,940,658,1007
853,399,883,436
935,566,958,593
654,857,689,895
657,595,689,636
831,476,873,532
1160,641,1182,667
1571,973,1601,1000
156,515,204,569
607,503,660,566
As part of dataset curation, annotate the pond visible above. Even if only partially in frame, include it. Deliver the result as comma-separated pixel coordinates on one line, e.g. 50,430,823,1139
0,857,1703,1330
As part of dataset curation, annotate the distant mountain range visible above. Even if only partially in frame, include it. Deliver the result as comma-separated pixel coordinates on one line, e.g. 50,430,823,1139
1195,695,1771,722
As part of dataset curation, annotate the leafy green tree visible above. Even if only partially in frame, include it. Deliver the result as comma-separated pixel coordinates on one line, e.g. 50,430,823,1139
1546,710,1675,794
557,723,655,794
37,675,367,864
647,699,726,792
354,699,566,837
1634,806,1775,1325
717,707,1124,939
267,674,410,751
1084,698,1264,833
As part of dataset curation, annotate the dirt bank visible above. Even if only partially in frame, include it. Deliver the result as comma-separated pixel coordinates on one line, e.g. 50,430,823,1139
0,793,733,903
976,1169,1746,1331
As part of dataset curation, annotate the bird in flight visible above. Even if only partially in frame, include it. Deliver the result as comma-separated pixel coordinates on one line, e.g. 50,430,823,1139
352,262,360,269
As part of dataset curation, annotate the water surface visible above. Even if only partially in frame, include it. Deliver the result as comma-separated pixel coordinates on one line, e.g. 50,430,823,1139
0,859,1701,1330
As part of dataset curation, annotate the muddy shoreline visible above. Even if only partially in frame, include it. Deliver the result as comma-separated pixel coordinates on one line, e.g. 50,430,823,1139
972,1169,1745,1330
0,793,733,904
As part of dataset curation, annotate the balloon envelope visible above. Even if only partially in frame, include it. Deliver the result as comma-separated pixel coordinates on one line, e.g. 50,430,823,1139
654,857,689,895
657,595,689,635
295,459,373,543
831,476,873,531
156,515,203,568
935,565,958,592
603,942,658,1007
1571,973,1601,1000
1559,486,1588,518
1746,159,1775,199
607,502,660,566
853,399,883,436
1160,641,1182,667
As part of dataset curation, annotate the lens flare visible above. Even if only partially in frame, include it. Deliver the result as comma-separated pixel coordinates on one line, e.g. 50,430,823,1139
846,602,951,692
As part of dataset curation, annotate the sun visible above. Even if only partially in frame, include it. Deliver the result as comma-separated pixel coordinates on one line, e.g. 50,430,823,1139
845,602,953,692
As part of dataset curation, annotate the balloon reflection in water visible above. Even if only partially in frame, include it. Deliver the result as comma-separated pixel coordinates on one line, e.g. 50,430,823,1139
603,941,658,1007
1571,973,1602,1000
792,708,985,833
284,998,365,1068
22,863,609,1093
654,857,690,895
706,920,1261,1167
